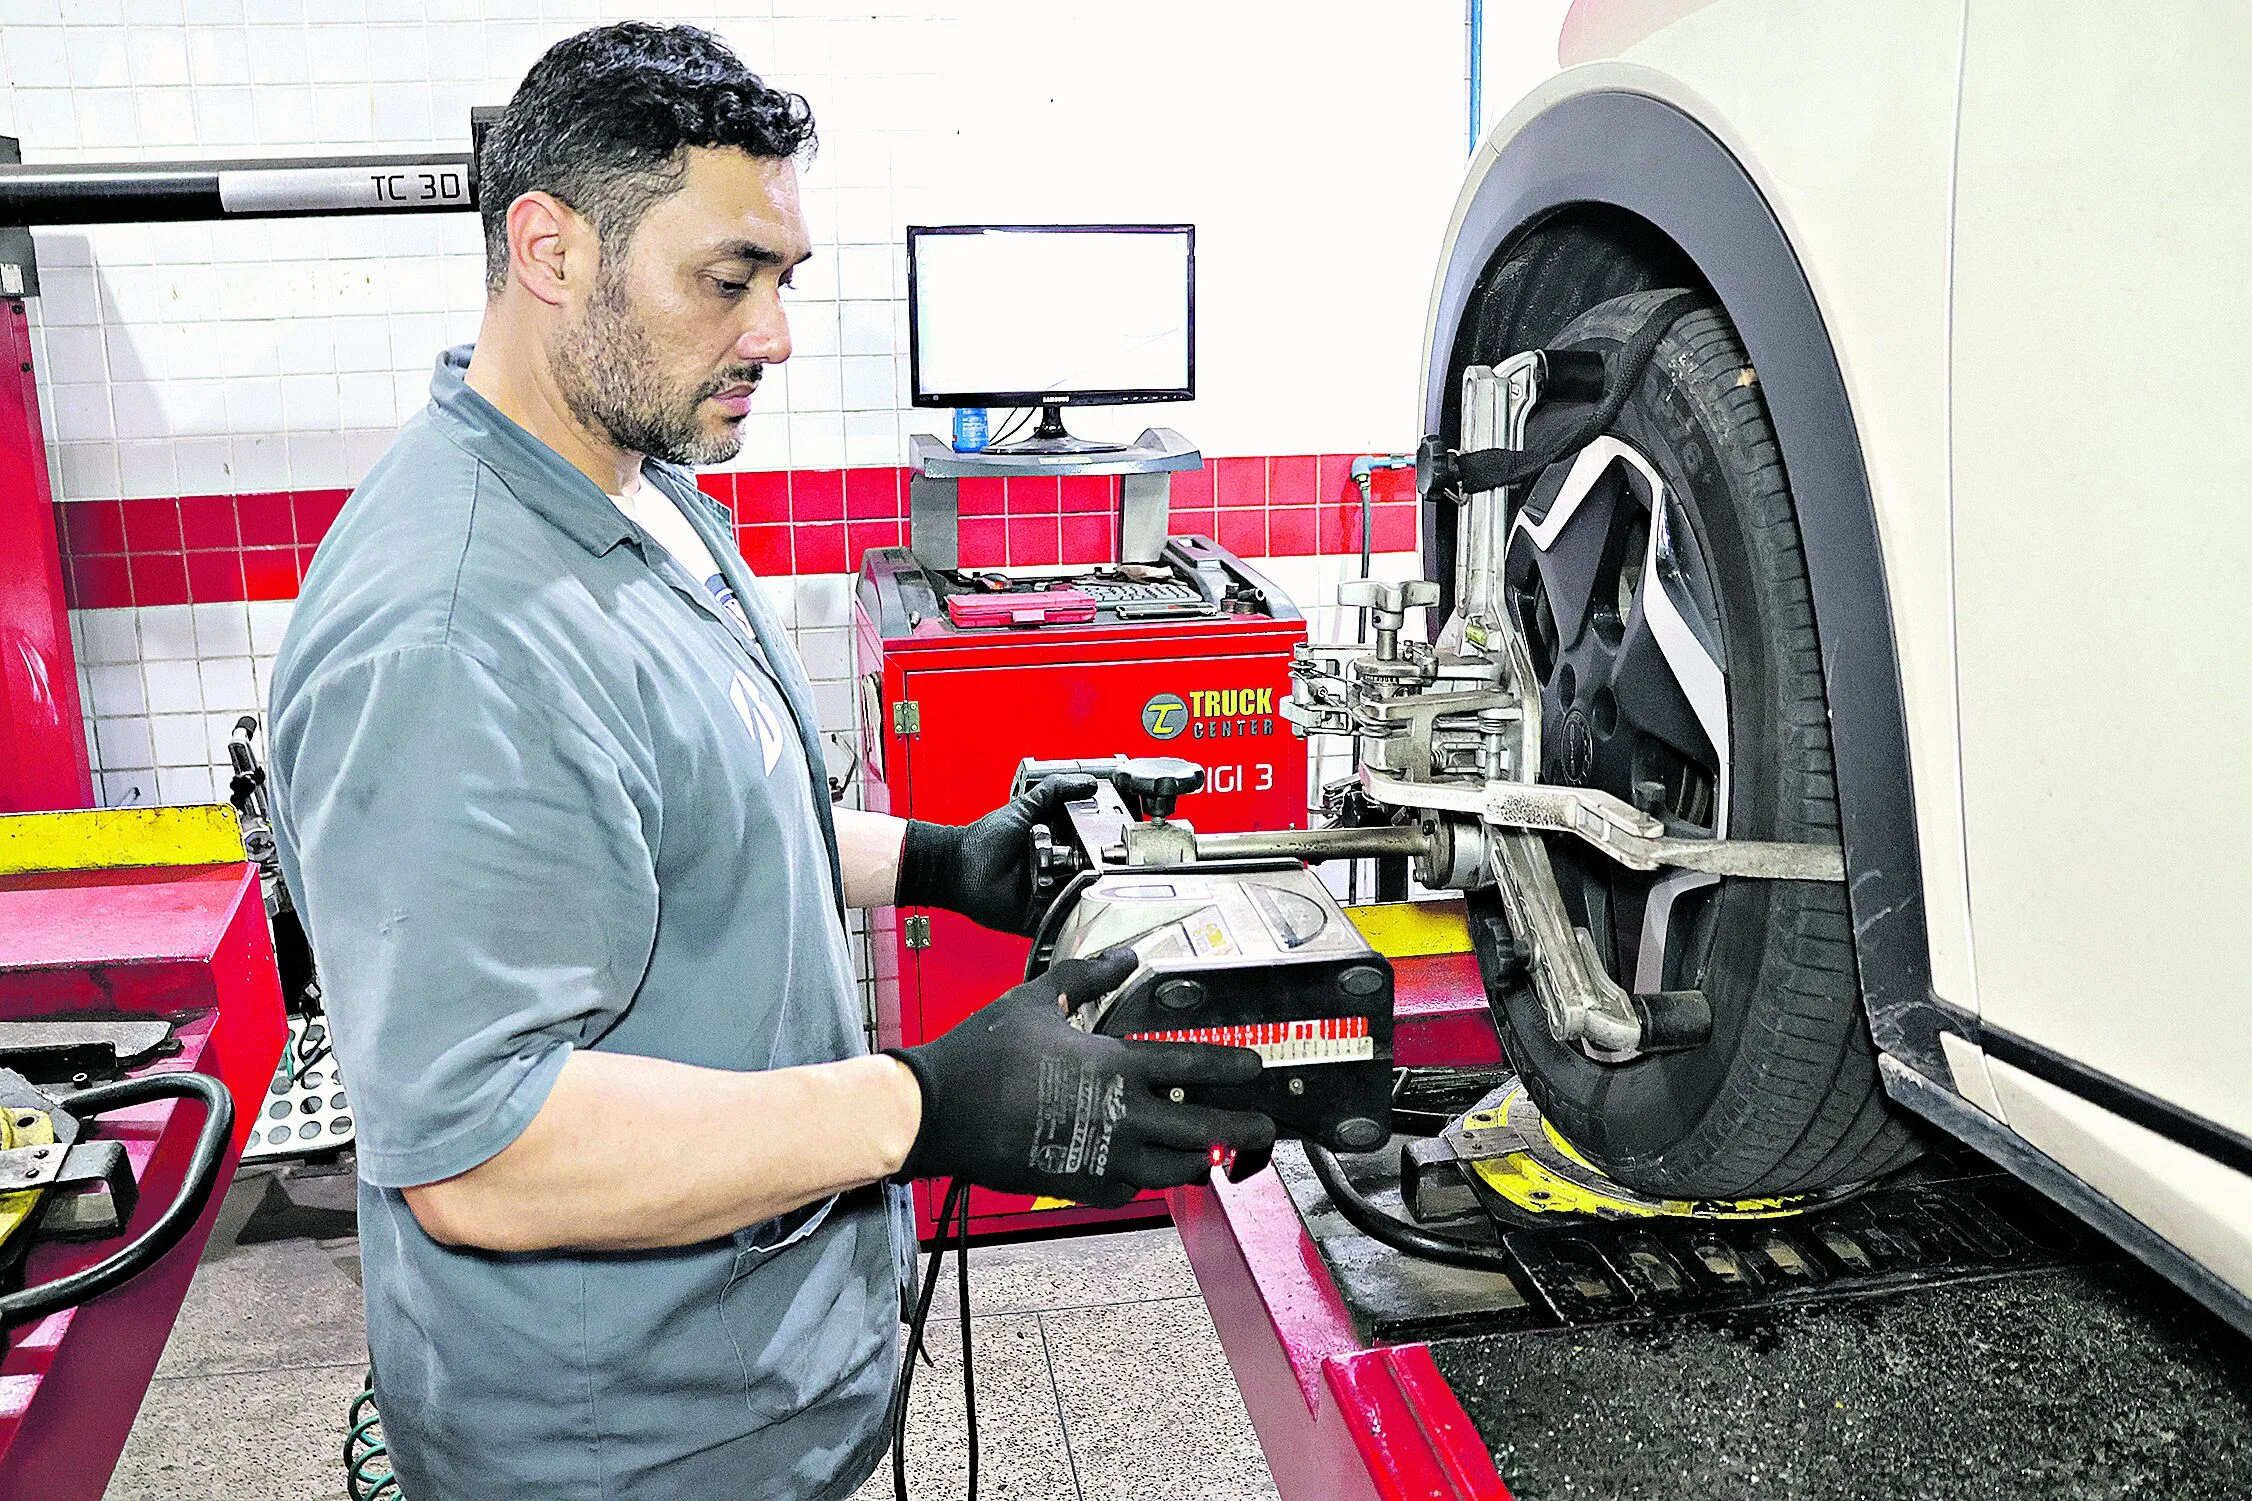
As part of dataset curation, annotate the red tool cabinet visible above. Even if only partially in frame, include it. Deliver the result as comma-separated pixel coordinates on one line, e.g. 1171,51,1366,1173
856,540,1308,1238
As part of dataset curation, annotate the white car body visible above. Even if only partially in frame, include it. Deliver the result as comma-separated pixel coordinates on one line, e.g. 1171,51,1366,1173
1420,0,2252,1329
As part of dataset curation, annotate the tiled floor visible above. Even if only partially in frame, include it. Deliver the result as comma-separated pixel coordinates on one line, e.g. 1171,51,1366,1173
101,1165,1280,1501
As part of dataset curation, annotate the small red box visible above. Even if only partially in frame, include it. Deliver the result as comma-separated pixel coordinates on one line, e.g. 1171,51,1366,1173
944,586,1099,629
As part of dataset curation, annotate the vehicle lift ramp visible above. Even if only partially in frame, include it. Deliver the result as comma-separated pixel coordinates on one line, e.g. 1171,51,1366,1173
1172,913,2252,1501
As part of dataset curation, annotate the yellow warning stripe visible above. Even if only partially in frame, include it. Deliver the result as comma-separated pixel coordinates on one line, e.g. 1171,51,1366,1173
0,804,248,876
1344,899,1472,959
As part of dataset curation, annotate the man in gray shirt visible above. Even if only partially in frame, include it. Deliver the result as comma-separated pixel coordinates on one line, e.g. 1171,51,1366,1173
267,24,1272,1500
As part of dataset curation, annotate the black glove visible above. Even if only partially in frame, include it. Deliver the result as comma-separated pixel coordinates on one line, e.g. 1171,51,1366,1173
885,948,1278,1208
896,774,1096,936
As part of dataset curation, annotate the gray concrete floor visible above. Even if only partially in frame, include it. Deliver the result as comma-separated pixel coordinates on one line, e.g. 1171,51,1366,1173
101,1163,1280,1501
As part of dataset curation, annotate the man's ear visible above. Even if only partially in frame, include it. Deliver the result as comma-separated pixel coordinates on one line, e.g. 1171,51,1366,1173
504,190,588,309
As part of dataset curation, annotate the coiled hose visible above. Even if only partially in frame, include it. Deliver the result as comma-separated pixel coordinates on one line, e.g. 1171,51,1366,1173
345,1369,401,1500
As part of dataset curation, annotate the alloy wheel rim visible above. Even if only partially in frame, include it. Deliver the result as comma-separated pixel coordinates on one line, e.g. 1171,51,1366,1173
1503,436,1732,1047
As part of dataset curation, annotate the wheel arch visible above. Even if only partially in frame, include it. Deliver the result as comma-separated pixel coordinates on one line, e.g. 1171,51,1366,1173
1418,88,1943,1076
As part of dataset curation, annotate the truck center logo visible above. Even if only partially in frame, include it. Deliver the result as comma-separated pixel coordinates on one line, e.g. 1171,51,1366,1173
1142,688,1280,742
1141,693,1188,739
1189,689,1274,717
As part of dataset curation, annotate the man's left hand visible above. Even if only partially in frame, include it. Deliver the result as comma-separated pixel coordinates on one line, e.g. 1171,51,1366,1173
896,774,1097,935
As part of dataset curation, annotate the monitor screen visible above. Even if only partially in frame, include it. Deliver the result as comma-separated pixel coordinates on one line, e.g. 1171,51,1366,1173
907,224,1195,408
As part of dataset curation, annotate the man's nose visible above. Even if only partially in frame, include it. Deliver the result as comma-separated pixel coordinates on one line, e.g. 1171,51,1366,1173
737,293,792,366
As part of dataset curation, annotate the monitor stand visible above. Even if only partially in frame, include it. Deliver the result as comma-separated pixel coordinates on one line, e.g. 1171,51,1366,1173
985,402,1133,455
906,428,1200,569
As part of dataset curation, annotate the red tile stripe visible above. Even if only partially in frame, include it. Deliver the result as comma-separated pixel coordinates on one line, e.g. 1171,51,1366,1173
55,454,1420,610
59,490,345,610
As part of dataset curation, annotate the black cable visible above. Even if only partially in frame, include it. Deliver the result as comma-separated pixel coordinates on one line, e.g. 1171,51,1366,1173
1303,1143,1520,1274
288,1028,332,1086
956,1182,978,1501
824,729,863,805
984,406,1035,448
892,1179,963,1501
0,1070,235,1326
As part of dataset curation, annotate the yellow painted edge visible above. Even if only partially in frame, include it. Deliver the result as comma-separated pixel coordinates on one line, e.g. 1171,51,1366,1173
1344,899,1472,959
1467,1151,1808,1222
0,1106,55,1253
0,804,247,876
1471,1150,1675,1218
1466,1083,1809,1221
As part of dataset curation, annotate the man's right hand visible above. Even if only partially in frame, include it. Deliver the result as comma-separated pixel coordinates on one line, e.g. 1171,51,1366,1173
885,949,1277,1207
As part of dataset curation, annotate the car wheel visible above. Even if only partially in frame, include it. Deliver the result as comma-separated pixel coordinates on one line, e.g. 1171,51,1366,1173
1481,287,1924,1200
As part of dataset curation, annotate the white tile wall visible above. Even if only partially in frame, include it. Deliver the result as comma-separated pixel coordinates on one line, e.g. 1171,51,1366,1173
4,5,1493,503
7,4,946,497
71,598,269,805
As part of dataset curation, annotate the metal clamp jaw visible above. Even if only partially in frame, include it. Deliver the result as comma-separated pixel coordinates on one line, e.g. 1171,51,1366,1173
1114,759,1203,866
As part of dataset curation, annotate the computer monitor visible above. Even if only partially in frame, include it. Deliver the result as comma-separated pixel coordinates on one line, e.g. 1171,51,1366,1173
907,223,1195,453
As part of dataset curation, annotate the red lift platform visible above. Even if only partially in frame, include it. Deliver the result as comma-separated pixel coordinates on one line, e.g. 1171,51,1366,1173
0,806,285,1501
1170,933,1511,1501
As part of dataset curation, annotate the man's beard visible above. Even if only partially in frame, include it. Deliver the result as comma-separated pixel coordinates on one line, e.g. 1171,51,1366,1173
553,268,760,468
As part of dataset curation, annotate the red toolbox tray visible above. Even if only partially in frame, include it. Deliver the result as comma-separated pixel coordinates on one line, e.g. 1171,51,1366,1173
943,585,1100,628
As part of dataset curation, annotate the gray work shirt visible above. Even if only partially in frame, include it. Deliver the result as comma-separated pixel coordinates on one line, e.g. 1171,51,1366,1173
268,346,909,1501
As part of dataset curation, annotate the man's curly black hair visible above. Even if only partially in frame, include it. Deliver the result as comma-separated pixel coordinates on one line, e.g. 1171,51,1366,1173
478,22,816,294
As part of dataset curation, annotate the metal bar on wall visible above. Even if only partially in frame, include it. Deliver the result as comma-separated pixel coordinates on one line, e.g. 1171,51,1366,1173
0,153,477,228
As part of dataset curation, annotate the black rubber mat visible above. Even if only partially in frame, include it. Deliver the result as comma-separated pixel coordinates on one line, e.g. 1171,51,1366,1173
1428,1260,2252,1499
1276,1116,2252,1496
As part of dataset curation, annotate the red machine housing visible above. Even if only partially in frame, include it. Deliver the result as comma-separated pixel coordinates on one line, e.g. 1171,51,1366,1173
856,540,1308,1238
0,838,286,1500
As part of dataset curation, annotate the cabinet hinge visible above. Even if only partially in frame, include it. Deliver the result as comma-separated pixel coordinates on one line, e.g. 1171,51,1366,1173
892,700,921,736
903,914,932,949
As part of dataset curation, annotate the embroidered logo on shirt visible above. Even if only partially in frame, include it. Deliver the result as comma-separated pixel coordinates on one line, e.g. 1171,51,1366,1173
704,571,751,630
730,669,786,774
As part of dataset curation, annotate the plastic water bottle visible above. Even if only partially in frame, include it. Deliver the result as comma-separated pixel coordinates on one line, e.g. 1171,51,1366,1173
952,407,989,452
